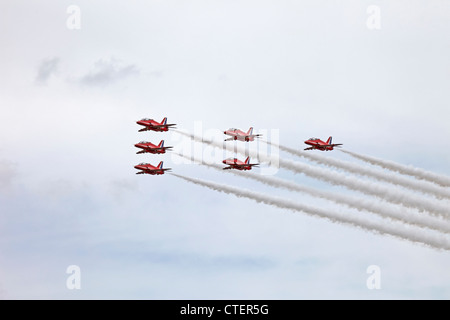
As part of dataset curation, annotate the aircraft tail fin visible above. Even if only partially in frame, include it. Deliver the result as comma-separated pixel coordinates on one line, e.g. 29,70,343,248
326,136,332,145
158,140,164,148
161,117,168,125
247,127,253,135
157,161,163,169
245,156,250,164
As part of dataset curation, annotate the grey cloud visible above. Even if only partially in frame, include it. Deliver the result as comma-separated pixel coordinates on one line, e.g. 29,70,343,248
35,57,59,84
37,179,76,200
98,241,276,271
108,178,139,201
147,70,163,78
79,58,140,86
0,160,18,193
218,74,228,81
0,283,7,299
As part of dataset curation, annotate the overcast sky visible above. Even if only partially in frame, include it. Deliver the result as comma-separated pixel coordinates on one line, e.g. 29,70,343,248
1,0,449,299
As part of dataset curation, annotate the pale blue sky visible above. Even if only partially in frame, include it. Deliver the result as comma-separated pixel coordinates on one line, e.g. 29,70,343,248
0,0,449,299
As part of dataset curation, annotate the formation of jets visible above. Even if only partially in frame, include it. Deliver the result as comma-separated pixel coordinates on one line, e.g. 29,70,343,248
134,120,343,175
221,127,262,170
134,117,175,175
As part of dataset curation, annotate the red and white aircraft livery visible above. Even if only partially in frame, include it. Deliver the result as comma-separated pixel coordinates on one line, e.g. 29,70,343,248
224,127,262,142
134,140,173,154
222,157,259,170
304,136,343,151
136,117,176,132
134,161,171,175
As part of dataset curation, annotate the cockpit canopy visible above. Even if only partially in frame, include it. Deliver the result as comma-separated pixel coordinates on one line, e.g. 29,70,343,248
138,141,149,144
140,118,152,121
308,137,319,141
228,128,238,132
138,162,149,166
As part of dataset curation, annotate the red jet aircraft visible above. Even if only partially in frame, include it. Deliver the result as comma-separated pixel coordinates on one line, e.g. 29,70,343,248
224,127,262,142
304,136,343,151
134,161,171,175
134,140,173,154
136,117,176,132
222,157,259,170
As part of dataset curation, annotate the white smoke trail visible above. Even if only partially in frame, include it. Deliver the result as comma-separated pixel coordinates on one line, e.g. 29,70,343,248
277,158,450,219
173,152,450,234
174,130,450,219
263,141,450,200
339,149,450,188
170,173,450,250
